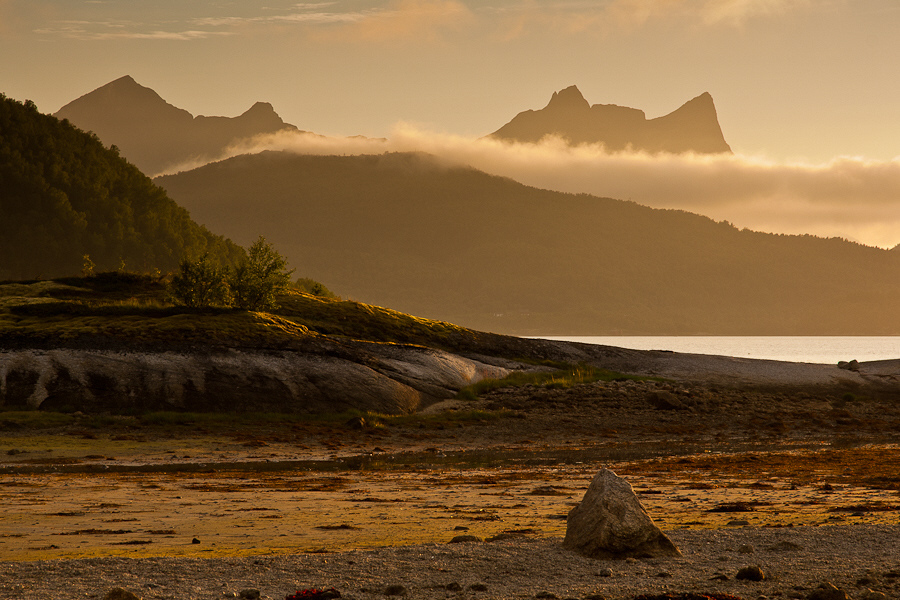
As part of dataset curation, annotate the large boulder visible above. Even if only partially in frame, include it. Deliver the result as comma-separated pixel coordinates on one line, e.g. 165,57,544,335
563,469,681,559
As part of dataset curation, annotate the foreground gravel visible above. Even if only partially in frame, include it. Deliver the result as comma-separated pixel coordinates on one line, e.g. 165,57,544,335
3,525,899,600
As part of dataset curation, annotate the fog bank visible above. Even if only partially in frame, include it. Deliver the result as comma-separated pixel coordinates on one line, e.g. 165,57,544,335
172,126,900,249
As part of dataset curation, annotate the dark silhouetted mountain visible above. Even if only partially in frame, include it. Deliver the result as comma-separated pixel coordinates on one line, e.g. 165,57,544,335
489,86,732,154
54,76,299,176
0,94,242,280
156,151,900,335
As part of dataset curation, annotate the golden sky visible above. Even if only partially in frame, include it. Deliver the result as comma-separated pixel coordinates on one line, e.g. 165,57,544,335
3,0,899,162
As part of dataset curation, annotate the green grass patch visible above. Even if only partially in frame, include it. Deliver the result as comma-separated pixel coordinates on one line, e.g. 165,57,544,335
0,411,76,428
455,363,657,401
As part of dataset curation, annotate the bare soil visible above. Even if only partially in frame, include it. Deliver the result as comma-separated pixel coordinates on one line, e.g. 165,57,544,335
2,375,900,599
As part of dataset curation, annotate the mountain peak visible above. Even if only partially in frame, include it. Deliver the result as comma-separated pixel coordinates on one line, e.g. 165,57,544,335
489,86,731,154
54,77,299,176
546,85,590,111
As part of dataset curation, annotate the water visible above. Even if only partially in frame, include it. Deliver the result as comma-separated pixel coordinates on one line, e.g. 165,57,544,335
535,336,900,365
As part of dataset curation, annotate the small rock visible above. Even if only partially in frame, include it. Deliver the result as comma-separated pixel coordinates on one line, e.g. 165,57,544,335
191,537,201,544
453,526,469,531
710,574,729,581
738,544,755,554
768,541,801,552
736,566,766,581
859,590,888,600
102,589,141,600
596,568,613,578
468,583,488,592
384,585,407,596
646,390,688,410
344,417,366,429
444,582,462,591
449,535,481,543
487,532,526,542
535,592,557,599
239,589,261,600
727,520,750,527
806,583,849,600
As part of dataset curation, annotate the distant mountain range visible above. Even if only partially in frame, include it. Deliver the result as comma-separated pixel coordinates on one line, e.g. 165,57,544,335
54,76,299,176
489,86,731,154
156,151,900,335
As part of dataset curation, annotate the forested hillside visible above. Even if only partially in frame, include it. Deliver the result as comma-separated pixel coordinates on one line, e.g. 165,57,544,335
0,95,242,280
158,151,900,335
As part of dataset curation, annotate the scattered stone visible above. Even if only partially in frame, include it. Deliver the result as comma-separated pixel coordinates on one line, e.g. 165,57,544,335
344,417,366,429
806,583,849,600
736,566,766,581
383,584,407,596
710,574,729,581
102,588,141,600
238,589,260,600
468,583,488,592
453,526,469,531
738,544,754,554
563,469,681,559
647,390,688,410
487,532,527,542
768,541,801,552
597,568,613,578
444,582,462,591
449,535,481,543
284,590,341,600
191,537,201,544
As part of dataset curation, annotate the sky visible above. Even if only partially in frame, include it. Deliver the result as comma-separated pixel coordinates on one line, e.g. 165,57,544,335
3,0,900,247
2,0,899,162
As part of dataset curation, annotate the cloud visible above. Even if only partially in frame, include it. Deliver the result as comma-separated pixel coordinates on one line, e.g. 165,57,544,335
490,0,811,36
310,0,476,43
169,126,900,250
33,21,234,40
700,0,810,26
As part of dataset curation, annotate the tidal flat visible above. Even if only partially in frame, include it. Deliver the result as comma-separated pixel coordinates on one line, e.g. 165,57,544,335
2,375,900,599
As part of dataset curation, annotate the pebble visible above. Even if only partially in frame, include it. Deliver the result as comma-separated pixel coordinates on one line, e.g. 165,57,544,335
736,566,766,581
383,584,407,596
449,535,481,543
806,582,849,600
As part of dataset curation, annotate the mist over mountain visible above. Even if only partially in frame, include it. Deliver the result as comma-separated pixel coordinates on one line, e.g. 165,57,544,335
54,76,299,176
156,151,900,335
0,94,242,280
489,86,732,155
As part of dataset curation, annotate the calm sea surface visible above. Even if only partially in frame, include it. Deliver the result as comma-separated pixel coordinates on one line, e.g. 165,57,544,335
535,336,900,365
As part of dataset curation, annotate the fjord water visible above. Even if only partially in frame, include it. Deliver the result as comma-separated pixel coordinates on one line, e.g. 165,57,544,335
537,336,900,364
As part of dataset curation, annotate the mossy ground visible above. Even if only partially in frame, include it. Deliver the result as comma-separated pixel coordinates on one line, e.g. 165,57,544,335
0,272,501,352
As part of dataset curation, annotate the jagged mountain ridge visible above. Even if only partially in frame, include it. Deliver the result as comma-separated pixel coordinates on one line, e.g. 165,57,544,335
489,86,732,154
54,76,299,176
155,151,900,335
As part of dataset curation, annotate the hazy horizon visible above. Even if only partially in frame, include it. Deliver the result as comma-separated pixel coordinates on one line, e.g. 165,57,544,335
2,1,899,163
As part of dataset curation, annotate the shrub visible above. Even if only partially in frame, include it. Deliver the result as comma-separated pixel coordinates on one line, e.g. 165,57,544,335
168,254,230,308
228,237,294,311
293,277,339,299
